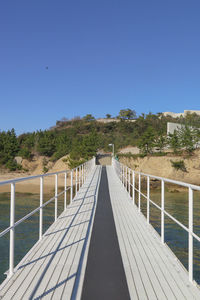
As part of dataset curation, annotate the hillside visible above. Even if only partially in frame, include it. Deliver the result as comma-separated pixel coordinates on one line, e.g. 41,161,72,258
119,148,200,187
1,110,200,176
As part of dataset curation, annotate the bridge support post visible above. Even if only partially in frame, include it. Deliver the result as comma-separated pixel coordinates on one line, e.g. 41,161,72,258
70,170,73,203
64,172,67,210
55,174,58,221
147,176,150,224
39,177,43,240
9,183,15,277
188,187,193,283
161,180,165,243
132,171,135,204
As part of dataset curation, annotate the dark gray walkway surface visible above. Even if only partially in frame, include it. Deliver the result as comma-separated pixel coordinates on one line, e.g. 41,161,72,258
81,167,130,300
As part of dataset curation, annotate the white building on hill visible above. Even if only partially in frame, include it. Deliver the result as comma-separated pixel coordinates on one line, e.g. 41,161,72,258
163,110,200,118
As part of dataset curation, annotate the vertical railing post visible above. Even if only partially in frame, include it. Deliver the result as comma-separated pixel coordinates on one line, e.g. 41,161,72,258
70,170,73,204
161,180,165,243
122,165,124,186
75,168,78,195
188,186,193,282
78,166,80,190
85,164,87,182
126,167,127,190
9,183,15,277
132,170,135,204
81,165,83,186
55,174,58,221
39,177,43,240
128,169,131,196
64,172,67,210
84,163,86,182
138,173,141,212
147,176,150,224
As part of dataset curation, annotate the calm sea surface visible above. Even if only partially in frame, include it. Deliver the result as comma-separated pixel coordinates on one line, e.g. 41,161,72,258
0,191,66,284
0,190,199,285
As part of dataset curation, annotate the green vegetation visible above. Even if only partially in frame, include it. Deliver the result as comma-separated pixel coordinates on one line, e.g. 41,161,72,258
170,160,187,172
1,110,200,171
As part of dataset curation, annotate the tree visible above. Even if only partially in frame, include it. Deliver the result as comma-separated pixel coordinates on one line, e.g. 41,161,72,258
37,131,56,156
83,114,95,122
154,134,167,152
138,127,155,154
118,109,137,120
168,131,181,154
179,126,198,154
0,129,20,170
106,114,111,119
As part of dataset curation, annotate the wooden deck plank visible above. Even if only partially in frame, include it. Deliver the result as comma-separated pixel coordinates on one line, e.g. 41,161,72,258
114,194,181,300
106,166,200,300
39,203,93,299
0,167,101,300
23,202,91,299
117,207,168,300
121,202,177,300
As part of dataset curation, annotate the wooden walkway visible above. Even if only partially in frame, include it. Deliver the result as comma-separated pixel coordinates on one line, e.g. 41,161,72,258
107,166,200,300
0,165,200,299
0,167,101,300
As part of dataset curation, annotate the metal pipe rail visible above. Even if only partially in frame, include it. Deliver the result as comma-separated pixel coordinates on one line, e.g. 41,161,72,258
112,157,200,284
0,157,96,278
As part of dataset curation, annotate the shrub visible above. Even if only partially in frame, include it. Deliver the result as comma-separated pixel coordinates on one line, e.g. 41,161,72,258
5,160,22,171
18,147,32,160
170,160,187,172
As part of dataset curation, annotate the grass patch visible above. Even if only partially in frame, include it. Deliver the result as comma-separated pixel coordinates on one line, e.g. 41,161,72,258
170,160,187,172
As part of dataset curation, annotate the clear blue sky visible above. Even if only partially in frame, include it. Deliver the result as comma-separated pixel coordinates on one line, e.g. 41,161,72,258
1,0,200,135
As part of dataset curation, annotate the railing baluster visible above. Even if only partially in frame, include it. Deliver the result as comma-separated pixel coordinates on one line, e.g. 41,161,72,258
83,163,86,183
122,165,124,186
9,183,15,277
161,180,165,243
132,170,135,204
188,186,193,282
138,173,141,212
64,172,67,210
75,168,78,195
39,177,43,240
55,174,58,221
70,170,73,203
126,167,128,190
78,166,80,190
128,169,131,195
147,176,150,224
82,165,83,186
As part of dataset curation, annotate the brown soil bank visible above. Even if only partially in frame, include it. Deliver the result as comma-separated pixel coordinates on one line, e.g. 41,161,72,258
119,149,200,187
0,155,72,194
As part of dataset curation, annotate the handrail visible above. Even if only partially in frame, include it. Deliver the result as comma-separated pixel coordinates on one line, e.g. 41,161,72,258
112,157,200,285
0,157,96,278
0,162,87,186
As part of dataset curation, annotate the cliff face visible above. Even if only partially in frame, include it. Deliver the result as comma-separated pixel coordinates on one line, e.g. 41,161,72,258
119,149,200,187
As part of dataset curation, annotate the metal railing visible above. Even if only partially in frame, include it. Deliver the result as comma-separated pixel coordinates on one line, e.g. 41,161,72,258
112,158,200,284
0,157,96,278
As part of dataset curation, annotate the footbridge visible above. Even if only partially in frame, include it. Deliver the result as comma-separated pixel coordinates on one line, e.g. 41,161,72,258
0,157,200,299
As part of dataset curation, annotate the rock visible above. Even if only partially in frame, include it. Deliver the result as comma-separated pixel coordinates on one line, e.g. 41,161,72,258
14,156,23,165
